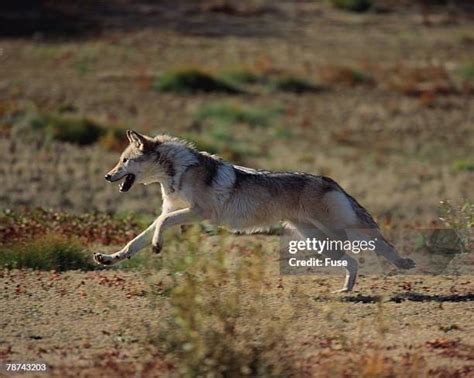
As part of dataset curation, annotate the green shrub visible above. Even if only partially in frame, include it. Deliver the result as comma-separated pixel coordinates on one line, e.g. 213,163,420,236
348,68,372,84
431,200,474,260
452,159,474,172
218,68,262,85
269,76,324,93
458,63,474,83
330,0,373,12
0,234,96,271
74,58,93,76
439,200,474,229
154,68,241,94
25,112,127,148
196,102,281,127
30,113,104,145
152,226,296,376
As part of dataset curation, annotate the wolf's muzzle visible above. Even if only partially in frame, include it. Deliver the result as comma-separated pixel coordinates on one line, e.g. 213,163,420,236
119,174,136,192
105,172,136,192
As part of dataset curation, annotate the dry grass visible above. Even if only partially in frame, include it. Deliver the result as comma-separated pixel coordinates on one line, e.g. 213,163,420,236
384,64,457,97
195,101,282,127
318,65,374,87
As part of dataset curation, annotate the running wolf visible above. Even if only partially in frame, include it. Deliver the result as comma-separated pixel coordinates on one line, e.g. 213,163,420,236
94,130,415,292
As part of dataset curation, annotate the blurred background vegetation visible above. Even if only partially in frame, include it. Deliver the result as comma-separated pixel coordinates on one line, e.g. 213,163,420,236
0,0,472,217
1,0,472,266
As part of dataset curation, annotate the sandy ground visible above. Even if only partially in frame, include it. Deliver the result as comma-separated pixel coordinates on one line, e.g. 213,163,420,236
1,262,473,377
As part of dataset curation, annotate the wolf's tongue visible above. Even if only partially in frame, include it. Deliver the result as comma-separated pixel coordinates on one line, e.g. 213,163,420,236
119,174,135,192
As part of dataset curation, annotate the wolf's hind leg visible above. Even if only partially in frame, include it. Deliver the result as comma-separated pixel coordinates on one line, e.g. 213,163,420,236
334,253,358,293
289,221,358,292
320,229,358,293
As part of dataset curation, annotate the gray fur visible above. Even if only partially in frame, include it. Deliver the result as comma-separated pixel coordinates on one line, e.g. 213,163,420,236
94,131,416,292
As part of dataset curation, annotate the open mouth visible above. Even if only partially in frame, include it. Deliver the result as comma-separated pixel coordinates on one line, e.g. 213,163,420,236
119,174,136,192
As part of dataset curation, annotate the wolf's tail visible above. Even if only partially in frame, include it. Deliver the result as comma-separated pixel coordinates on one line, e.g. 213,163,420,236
393,256,416,270
343,194,416,270
375,235,416,270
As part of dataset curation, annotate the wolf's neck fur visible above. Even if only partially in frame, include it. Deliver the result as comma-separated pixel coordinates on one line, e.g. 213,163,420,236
152,137,199,192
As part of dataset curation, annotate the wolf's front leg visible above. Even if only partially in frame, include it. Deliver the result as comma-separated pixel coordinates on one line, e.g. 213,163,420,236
94,218,159,265
151,208,198,254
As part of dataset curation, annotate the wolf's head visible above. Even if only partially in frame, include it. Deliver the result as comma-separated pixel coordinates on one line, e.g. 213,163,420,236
105,130,164,192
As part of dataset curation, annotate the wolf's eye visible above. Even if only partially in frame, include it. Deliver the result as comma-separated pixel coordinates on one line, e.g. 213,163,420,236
122,158,128,163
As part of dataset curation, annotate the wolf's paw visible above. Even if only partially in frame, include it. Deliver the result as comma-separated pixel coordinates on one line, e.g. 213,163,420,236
396,258,416,270
332,288,351,294
93,253,114,266
151,243,162,254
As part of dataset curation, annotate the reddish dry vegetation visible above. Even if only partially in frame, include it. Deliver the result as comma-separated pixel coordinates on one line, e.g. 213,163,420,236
318,63,471,105
381,64,466,103
0,208,142,246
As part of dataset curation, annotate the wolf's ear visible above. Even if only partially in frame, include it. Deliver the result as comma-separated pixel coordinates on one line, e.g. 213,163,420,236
126,130,135,144
126,130,153,152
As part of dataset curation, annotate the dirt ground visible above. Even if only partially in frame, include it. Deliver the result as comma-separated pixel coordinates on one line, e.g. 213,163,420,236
1,264,473,377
